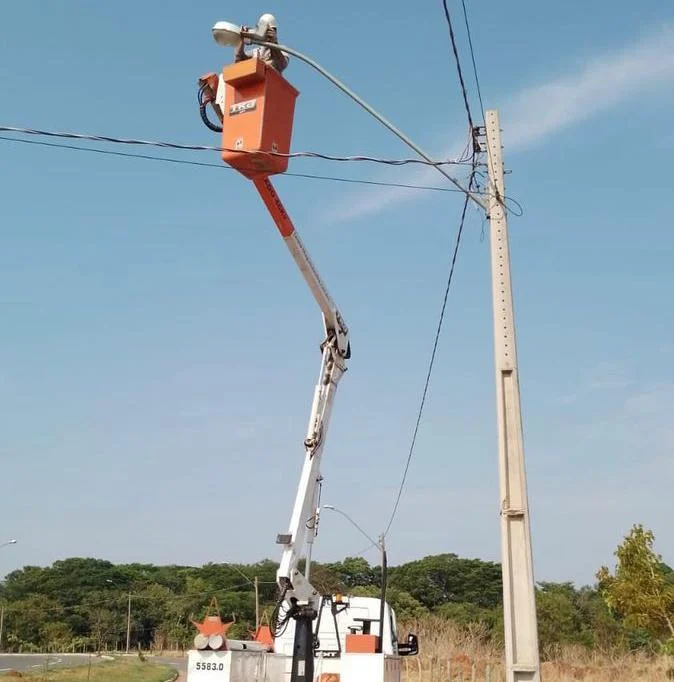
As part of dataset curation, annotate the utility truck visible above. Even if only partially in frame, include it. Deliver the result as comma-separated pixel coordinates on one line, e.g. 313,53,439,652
186,13,419,682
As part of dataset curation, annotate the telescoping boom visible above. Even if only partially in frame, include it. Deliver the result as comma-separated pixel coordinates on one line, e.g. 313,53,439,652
187,14,419,682
253,176,351,605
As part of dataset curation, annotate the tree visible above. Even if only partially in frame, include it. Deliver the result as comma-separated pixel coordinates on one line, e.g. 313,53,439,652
298,562,342,595
40,622,73,652
3,595,65,651
535,582,592,651
322,557,378,589
388,554,502,609
0,549,639,655
596,524,674,641
434,601,497,633
81,593,124,652
573,585,623,653
132,584,175,649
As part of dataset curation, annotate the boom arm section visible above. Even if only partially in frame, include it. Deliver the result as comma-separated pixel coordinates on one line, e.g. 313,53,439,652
277,340,344,602
252,178,350,603
253,179,350,361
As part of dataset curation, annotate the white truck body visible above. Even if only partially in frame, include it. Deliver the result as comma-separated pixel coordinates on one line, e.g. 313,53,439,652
187,596,409,682
187,650,402,682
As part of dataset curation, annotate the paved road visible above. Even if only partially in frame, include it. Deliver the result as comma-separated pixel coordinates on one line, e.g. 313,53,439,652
0,653,109,673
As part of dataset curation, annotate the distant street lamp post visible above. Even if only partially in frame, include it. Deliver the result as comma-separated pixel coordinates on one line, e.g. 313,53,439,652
322,505,388,653
0,540,17,651
105,579,132,654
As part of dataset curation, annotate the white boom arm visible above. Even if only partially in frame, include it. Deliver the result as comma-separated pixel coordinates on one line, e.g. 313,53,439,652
253,177,350,604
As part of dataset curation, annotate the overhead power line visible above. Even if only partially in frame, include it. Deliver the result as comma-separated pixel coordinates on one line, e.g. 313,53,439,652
0,126,524,216
0,135,496,199
460,0,486,123
441,0,476,132
456,0,497,201
383,171,476,539
382,3,491,536
0,125,473,168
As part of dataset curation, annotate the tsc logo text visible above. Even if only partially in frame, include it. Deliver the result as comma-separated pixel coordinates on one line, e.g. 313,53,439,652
229,99,257,116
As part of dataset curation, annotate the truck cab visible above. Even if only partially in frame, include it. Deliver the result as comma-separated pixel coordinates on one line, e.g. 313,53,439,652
273,595,417,658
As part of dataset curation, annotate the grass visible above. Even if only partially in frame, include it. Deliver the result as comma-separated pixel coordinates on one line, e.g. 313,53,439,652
399,616,674,682
0,658,177,682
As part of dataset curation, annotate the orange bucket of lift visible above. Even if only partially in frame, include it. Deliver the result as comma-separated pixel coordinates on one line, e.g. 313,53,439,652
220,58,299,180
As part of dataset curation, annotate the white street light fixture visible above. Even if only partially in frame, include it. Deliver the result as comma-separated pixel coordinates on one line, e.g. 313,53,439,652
104,579,132,654
212,21,245,47
213,14,279,47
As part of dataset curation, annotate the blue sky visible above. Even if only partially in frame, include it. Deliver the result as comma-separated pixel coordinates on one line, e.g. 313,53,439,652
0,1,672,589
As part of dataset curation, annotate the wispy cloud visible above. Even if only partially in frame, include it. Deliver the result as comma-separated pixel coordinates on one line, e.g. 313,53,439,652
324,23,674,223
503,23,674,149
561,379,674,462
558,362,632,404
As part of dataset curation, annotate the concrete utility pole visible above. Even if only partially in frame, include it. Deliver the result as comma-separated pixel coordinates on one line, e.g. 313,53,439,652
484,109,540,682
0,604,4,652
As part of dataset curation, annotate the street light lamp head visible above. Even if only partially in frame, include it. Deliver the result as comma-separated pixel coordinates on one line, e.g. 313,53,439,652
212,21,244,47
8,539,16,545
212,13,279,47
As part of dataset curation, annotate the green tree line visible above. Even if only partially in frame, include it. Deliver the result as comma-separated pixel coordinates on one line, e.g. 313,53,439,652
0,524,671,657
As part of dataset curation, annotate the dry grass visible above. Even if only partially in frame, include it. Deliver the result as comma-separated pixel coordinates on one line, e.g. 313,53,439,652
399,616,674,682
0,658,176,682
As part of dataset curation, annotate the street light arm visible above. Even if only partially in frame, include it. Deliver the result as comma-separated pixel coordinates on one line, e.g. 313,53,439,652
249,38,489,212
322,505,381,551
323,505,389,653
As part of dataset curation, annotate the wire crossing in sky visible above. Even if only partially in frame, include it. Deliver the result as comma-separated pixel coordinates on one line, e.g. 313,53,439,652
0,125,474,168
